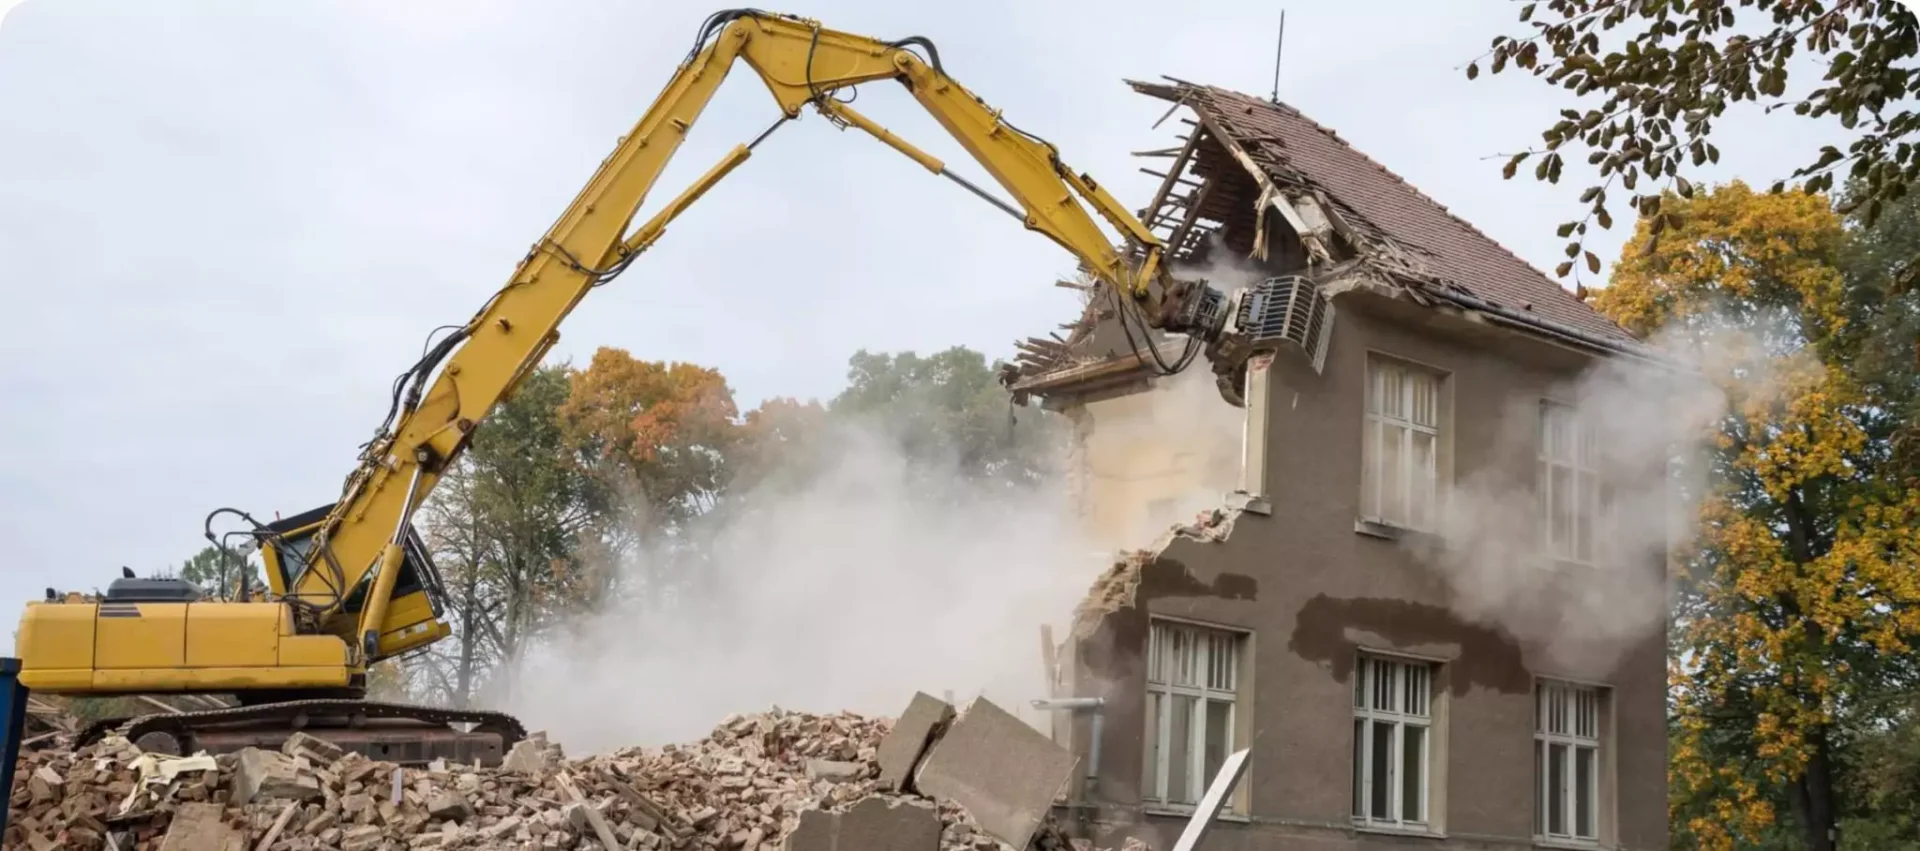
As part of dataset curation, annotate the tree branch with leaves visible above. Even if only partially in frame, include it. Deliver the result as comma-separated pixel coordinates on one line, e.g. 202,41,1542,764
1474,0,1920,282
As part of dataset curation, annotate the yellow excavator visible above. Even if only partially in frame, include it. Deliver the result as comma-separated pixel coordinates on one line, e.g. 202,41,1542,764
15,9,1267,764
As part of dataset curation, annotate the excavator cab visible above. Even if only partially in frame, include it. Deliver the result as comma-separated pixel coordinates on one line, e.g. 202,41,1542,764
259,503,449,625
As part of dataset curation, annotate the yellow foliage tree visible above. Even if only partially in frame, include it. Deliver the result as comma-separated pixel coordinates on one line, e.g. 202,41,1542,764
1598,181,1920,851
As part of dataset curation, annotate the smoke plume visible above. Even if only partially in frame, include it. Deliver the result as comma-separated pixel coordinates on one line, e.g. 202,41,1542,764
1404,322,1737,677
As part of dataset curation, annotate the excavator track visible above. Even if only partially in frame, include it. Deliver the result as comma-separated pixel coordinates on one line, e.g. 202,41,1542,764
78,700,526,767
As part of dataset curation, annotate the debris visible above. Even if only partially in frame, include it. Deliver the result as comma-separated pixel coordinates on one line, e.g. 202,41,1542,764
426,788,475,823
340,824,385,851
784,797,940,851
280,731,344,766
230,747,320,805
158,802,243,851
874,692,954,793
250,800,301,851
556,770,620,851
502,731,562,777
4,698,1147,851
914,698,1078,851
804,759,866,782
26,764,61,804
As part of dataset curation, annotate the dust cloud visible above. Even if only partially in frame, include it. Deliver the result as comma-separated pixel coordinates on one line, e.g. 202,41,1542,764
1073,365,1244,549
491,414,1105,754
490,252,1283,752
1403,323,1737,678
1067,245,1268,552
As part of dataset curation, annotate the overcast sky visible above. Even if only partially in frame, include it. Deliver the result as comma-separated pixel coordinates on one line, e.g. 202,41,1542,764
0,0,1840,646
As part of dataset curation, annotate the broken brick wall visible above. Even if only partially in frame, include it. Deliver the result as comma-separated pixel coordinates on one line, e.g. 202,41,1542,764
1049,293,1670,851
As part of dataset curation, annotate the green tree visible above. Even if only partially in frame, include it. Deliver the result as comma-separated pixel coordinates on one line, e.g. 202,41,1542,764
416,459,510,708
828,346,1066,486
175,544,263,601
1835,180,1920,482
1474,0,1920,279
414,362,590,706
1600,181,1920,851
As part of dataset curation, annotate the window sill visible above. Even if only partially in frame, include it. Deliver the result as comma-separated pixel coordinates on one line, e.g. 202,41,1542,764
1143,805,1249,824
1354,518,1441,545
1352,822,1445,840
1534,838,1605,850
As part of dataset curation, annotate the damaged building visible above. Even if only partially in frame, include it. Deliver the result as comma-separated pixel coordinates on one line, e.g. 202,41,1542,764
1004,79,1669,851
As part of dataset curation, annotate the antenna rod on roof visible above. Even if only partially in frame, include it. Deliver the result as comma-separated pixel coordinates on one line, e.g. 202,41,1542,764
1270,10,1286,104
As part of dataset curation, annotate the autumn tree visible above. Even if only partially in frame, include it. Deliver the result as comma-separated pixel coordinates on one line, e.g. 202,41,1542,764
1474,0,1920,279
556,348,742,598
1599,180,1920,851
732,396,831,487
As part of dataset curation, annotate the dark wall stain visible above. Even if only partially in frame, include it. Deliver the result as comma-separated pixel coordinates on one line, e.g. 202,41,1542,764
1071,557,1260,694
1288,593,1531,696
1143,558,1259,602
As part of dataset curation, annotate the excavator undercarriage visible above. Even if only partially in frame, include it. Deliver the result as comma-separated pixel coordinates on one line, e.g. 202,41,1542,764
77,699,524,767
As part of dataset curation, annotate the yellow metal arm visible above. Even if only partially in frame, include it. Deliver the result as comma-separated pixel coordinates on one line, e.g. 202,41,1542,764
284,10,1191,661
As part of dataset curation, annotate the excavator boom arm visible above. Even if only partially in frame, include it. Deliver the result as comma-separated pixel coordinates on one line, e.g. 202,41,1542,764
281,10,1194,663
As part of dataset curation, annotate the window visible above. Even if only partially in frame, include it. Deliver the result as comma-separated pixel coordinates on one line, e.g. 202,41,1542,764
1363,357,1442,530
1539,401,1606,563
1535,680,1602,844
1143,619,1246,809
1352,654,1434,830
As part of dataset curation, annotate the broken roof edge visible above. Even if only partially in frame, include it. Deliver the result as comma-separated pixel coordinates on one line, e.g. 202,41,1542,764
1008,339,1182,395
1125,76,1645,348
1011,273,1675,403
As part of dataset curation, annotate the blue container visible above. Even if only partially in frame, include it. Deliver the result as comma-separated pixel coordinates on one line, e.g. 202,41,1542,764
0,658,26,836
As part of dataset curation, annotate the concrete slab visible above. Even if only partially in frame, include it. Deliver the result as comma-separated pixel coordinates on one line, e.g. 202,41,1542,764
874,692,954,793
783,797,940,851
913,698,1077,851
159,802,244,851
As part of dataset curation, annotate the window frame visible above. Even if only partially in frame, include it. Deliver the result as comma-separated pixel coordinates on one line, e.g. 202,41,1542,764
1351,652,1437,832
1361,354,1446,532
1534,678,1604,845
1142,617,1249,813
1537,399,1607,565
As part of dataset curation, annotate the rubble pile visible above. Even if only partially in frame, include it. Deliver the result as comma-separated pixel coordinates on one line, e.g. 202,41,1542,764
4,695,1112,851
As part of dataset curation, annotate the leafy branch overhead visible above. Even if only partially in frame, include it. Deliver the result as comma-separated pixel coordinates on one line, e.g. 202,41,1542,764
1471,0,1920,280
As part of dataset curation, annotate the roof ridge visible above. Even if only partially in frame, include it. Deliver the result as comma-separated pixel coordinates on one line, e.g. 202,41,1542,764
1200,83,1599,315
